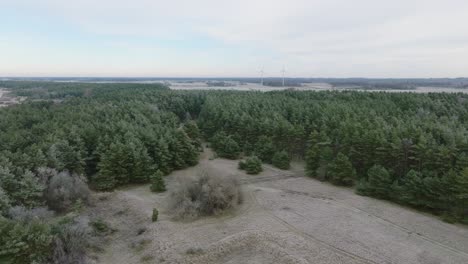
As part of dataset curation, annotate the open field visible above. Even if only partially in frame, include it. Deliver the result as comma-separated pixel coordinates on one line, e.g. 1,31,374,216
166,81,468,93
0,88,25,107
86,148,468,264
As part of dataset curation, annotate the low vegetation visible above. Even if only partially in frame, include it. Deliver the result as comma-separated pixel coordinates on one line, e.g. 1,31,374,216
152,208,159,222
149,170,166,193
0,209,89,264
168,169,242,219
238,156,263,174
272,151,291,170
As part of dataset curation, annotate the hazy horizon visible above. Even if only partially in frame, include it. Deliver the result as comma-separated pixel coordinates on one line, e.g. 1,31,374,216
1,0,468,78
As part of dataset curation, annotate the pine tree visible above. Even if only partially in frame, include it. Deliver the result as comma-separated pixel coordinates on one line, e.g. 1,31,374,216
100,142,131,185
306,144,320,177
357,165,393,199
211,132,241,159
0,167,44,208
175,130,198,166
447,168,468,220
130,142,153,183
183,121,202,151
150,170,166,193
239,156,263,175
154,139,172,174
255,136,275,163
94,142,129,190
0,186,10,214
272,151,290,170
92,171,117,191
15,170,45,208
397,170,425,207
328,153,356,186
47,140,85,174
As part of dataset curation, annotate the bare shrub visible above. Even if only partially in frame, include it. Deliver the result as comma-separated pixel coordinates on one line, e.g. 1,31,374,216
36,167,59,186
46,171,90,212
51,217,90,264
186,247,204,255
168,168,242,220
8,206,54,222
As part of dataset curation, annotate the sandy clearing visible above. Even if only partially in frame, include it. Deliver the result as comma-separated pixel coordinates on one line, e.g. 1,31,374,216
0,88,25,107
167,81,468,93
86,148,468,264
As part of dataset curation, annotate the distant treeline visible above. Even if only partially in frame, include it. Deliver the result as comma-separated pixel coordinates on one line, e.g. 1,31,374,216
3,77,468,89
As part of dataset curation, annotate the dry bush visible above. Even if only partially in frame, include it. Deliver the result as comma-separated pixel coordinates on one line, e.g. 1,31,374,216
51,217,90,264
168,168,242,220
45,171,90,212
36,167,59,185
7,206,54,222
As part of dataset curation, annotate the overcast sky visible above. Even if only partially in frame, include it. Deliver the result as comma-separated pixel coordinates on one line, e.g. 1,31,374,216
1,0,467,78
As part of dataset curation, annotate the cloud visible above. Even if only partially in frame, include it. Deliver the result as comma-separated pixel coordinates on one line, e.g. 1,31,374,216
2,0,468,77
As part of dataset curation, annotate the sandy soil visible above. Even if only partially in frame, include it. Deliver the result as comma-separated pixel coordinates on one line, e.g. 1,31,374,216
86,148,468,264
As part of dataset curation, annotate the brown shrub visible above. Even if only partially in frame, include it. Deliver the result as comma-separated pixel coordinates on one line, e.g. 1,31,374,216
45,171,90,212
168,169,242,220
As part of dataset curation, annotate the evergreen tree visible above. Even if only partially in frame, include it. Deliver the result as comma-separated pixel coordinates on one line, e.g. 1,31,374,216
47,140,85,174
183,121,202,151
150,170,166,193
446,168,468,219
328,153,356,186
169,130,198,169
0,167,44,208
0,186,10,214
397,170,425,207
357,165,393,199
129,141,153,183
255,136,275,163
272,150,290,170
98,142,131,185
15,170,45,208
306,144,320,177
239,156,263,175
175,130,198,167
154,139,172,174
211,132,241,159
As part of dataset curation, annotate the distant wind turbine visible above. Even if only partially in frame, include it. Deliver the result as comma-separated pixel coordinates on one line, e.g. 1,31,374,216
259,67,265,86
281,66,286,87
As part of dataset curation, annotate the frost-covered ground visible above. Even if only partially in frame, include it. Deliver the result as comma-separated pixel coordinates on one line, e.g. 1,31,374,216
87,148,468,264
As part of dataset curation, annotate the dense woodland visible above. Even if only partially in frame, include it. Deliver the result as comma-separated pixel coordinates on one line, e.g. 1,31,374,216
1,81,468,263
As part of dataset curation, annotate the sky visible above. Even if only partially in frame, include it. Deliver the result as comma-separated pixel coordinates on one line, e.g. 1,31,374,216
1,0,468,78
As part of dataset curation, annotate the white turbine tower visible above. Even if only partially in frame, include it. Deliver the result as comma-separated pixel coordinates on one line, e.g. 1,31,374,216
259,67,265,86
281,66,286,87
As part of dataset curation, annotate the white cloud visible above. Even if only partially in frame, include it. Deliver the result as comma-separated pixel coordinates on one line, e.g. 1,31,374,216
2,0,468,77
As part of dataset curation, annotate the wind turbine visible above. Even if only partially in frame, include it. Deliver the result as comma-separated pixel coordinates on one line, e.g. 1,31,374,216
259,67,265,86
281,66,286,87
